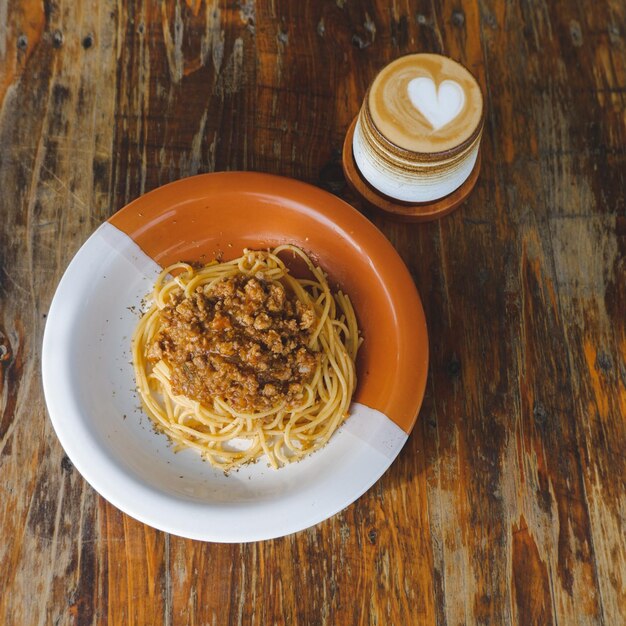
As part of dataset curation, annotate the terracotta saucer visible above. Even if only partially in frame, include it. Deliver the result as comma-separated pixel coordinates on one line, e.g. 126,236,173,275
342,117,481,222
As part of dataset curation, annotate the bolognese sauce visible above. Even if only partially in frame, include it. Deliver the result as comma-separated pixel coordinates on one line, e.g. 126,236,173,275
146,273,319,413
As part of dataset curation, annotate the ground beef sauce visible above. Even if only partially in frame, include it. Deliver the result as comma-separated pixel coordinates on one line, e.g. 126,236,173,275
147,272,319,413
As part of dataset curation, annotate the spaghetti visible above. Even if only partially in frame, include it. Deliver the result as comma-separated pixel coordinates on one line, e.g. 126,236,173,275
131,245,360,471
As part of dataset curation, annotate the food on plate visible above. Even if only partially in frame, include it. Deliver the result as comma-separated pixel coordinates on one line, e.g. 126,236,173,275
132,245,360,471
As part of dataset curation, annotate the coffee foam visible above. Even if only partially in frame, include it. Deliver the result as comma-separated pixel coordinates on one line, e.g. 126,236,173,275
368,53,483,154
352,53,484,203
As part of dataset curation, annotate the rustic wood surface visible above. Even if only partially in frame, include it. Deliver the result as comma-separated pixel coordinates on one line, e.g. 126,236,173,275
1,0,625,624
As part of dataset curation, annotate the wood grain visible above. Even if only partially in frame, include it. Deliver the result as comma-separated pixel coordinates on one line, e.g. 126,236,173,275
1,0,624,624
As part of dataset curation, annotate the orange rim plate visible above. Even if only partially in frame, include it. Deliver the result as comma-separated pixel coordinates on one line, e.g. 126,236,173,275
42,172,429,541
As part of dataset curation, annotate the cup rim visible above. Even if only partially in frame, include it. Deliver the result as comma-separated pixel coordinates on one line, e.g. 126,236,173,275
362,52,486,161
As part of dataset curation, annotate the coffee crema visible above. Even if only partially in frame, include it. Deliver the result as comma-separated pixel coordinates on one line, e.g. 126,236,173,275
353,53,484,203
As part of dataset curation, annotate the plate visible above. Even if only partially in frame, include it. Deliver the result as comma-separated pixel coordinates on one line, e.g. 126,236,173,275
42,172,428,542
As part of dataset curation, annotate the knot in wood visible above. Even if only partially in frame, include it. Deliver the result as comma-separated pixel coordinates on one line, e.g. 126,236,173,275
446,357,461,378
61,455,74,473
0,329,11,363
595,351,612,373
533,402,548,426
451,11,465,27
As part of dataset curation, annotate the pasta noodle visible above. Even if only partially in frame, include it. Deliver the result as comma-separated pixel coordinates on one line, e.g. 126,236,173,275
131,245,360,471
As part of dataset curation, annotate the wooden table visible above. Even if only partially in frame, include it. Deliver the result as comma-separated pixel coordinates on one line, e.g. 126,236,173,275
1,1,625,624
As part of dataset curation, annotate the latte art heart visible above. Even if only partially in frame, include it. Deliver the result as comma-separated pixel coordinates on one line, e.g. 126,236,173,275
407,77,465,131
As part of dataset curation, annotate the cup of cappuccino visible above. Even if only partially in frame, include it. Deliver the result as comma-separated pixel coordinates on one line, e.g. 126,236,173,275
352,53,484,203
